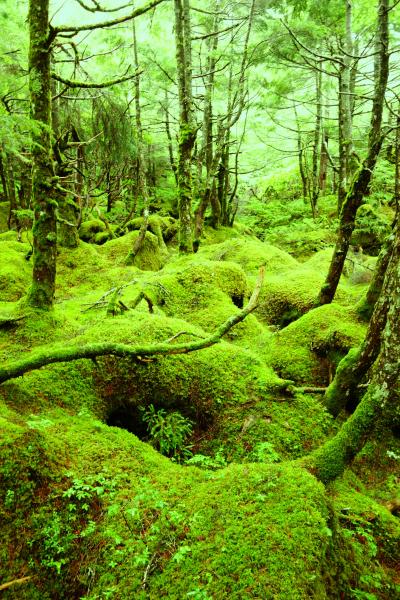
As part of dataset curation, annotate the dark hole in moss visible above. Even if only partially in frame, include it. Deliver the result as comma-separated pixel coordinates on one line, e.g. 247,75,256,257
106,404,148,438
277,307,302,328
231,294,244,308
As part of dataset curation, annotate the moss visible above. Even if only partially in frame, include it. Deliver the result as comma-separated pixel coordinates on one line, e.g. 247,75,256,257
0,409,342,599
126,214,178,244
199,237,297,274
265,304,366,384
100,230,168,271
0,240,32,301
351,204,391,255
78,219,106,242
93,230,111,245
327,474,400,598
0,201,9,232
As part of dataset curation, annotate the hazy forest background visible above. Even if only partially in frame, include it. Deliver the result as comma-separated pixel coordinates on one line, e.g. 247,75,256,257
0,0,399,598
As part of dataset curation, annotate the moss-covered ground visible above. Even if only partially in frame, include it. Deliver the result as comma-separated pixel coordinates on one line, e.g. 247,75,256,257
0,219,398,599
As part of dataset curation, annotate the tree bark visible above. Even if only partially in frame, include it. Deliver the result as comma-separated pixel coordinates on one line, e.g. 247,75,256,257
317,0,389,306
26,0,57,310
302,235,400,483
174,0,196,253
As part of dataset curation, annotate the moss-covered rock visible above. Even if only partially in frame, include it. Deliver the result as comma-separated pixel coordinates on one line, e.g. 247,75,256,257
265,304,366,384
78,219,107,242
100,230,168,271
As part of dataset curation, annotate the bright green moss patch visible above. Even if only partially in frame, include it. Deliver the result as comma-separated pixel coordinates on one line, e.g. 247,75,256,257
198,236,297,274
0,410,343,599
99,230,168,271
0,240,32,301
266,304,366,384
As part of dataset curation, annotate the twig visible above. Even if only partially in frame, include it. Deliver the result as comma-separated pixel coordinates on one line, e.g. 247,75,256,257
165,331,206,343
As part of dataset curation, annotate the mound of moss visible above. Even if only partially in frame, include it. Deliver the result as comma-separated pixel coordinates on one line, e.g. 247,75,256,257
78,219,107,242
99,230,168,271
0,407,344,599
0,240,32,301
199,237,297,274
265,304,366,384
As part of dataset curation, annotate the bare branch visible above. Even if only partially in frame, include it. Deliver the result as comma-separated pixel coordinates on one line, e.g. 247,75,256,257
51,70,142,88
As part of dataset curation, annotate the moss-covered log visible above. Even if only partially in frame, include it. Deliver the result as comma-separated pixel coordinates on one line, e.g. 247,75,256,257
0,268,265,385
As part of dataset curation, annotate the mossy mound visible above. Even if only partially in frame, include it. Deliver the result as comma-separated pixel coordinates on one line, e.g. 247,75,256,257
78,219,107,242
0,240,32,301
99,230,168,271
198,237,297,275
126,214,178,243
265,304,366,384
328,473,400,598
0,408,343,599
1,311,283,422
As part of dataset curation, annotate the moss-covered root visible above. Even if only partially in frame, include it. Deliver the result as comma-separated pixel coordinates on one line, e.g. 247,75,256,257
324,348,361,416
325,221,400,416
303,259,400,484
302,384,383,483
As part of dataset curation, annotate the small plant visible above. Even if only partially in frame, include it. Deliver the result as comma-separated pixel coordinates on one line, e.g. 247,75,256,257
140,404,194,461
248,441,281,463
185,448,227,470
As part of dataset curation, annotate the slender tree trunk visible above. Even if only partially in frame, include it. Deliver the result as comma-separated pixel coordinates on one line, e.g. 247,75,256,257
174,0,196,253
127,19,150,261
318,0,389,306
26,0,57,310
164,90,178,185
311,69,322,216
294,103,308,201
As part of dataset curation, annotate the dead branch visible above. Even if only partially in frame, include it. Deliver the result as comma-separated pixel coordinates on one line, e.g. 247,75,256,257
0,268,265,385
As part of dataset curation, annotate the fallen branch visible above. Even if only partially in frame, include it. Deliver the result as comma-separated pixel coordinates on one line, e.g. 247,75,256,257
0,268,265,385
0,576,32,591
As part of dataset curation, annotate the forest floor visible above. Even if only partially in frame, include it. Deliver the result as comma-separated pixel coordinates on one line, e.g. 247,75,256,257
0,197,399,599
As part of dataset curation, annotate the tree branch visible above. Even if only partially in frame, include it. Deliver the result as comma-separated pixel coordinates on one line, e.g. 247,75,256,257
51,0,167,35
51,70,142,89
0,268,265,385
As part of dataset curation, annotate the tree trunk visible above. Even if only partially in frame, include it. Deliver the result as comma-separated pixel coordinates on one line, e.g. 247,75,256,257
303,228,400,483
311,69,322,216
324,218,399,416
126,20,151,262
26,0,57,310
317,0,389,306
174,0,196,253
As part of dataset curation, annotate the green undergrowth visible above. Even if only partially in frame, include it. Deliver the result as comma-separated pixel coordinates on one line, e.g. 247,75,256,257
0,225,398,598
0,408,346,599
